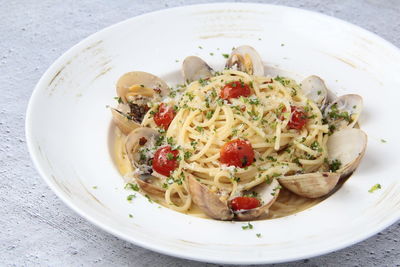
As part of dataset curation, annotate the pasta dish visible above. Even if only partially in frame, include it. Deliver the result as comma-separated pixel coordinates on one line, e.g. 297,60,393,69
111,46,367,221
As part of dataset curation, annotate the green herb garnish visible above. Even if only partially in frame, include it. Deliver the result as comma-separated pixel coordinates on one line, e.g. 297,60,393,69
242,222,253,230
368,184,382,193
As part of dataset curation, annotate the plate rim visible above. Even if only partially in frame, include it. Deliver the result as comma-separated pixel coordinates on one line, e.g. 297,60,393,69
25,2,400,264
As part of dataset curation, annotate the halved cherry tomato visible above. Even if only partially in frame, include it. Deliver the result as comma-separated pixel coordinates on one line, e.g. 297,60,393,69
220,139,255,168
154,103,175,129
230,196,260,211
288,106,307,130
152,146,179,176
220,81,251,100
281,106,308,130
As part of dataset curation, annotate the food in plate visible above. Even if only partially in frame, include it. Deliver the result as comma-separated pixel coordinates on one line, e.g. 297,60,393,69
110,45,367,221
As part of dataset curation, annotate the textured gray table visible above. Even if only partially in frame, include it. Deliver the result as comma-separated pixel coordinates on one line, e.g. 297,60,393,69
1,0,399,266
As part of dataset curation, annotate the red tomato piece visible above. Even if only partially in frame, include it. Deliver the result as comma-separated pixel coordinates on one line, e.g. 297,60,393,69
230,196,260,211
220,139,255,168
287,106,307,130
154,103,175,129
220,81,251,100
152,146,179,176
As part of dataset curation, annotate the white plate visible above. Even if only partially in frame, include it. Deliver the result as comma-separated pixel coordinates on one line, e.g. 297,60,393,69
26,3,400,264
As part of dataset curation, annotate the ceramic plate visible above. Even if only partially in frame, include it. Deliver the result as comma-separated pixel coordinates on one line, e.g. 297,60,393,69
26,3,400,264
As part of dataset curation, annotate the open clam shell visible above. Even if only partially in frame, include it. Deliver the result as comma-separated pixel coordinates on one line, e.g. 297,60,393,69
327,128,368,177
225,45,264,76
135,177,166,197
182,56,213,83
235,179,281,221
125,127,160,174
324,94,363,131
301,75,328,108
116,71,169,103
111,107,140,135
188,176,234,220
188,176,281,221
278,172,340,198
278,128,367,198
125,127,166,195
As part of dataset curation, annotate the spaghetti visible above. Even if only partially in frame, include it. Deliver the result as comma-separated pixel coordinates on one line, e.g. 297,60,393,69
114,69,336,219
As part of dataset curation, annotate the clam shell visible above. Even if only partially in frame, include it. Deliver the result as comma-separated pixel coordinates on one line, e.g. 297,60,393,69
327,128,368,177
111,108,140,135
136,177,166,197
301,75,328,108
125,127,160,170
226,45,264,76
324,94,363,130
278,172,340,198
188,176,233,220
182,56,213,83
117,71,169,103
235,179,281,220
278,128,367,198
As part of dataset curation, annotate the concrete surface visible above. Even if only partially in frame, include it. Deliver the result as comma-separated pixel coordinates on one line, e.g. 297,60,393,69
1,0,399,266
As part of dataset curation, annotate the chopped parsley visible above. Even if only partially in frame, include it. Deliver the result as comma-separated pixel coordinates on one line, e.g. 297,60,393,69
231,128,239,136
310,141,323,152
271,185,282,196
293,157,302,166
166,153,175,160
209,52,214,56
195,126,204,133
198,78,208,86
328,103,352,122
169,90,177,98
265,173,280,184
114,96,122,104
125,183,140,191
242,222,253,230
368,184,382,193
211,89,217,98
167,136,175,146
291,88,297,97
241,156,249,167
190,140,198,149
92,186,98,189
274,76,290,86
155,135,165,146
329,159,342,172
186,92,195,101
266,156,277,162
233,177,241,183
128,214,133,218
206,110,214,119
256,233,262,238
380,139,387,143
126,194,136,201
248,97,260,105
184,151,192,160
222,53,230,58
244,191,258,198
145,194,153,203
247,110,259,120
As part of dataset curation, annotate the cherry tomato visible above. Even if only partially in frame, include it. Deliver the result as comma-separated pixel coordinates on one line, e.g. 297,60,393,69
152,146,179,176
220,81,251,100
287,106,307,130
154,103,175,129
220,139,255,168
230,196,260,211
